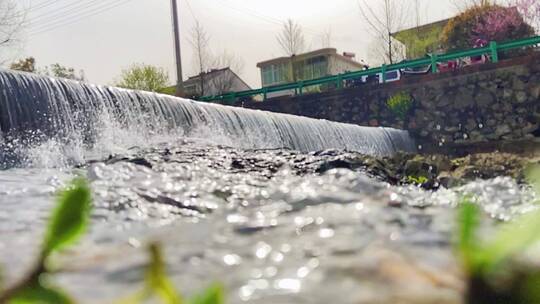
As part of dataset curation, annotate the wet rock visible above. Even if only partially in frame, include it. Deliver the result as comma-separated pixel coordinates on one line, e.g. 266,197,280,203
495,125,512,137
231,159,245,169
437,172,459,188
127,158,153,169
369,119,379,127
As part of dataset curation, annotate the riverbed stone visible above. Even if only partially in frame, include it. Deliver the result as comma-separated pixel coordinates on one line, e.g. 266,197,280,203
495,125,512,137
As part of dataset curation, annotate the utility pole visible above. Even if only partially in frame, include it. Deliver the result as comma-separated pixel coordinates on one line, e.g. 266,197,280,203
171,0,184,97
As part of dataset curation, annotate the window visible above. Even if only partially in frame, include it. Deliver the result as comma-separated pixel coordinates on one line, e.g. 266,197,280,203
274,63,288,83
301,56,327,80
261,63,289,86
262,67,273,85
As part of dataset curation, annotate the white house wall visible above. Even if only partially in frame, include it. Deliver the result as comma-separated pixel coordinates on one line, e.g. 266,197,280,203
328,56,362,75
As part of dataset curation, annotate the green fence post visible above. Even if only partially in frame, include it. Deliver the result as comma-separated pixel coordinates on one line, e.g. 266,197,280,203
263,88,268,101
381,64,387,83
490,41,499,63
299,81,304,95
431,54,438,73
336,75,343,89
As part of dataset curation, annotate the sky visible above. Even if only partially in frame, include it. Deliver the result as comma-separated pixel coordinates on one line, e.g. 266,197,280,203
12,0,461,88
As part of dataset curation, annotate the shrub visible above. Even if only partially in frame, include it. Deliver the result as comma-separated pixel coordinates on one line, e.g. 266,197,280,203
441,5,535,51
386,91,413,120
115,64,170,93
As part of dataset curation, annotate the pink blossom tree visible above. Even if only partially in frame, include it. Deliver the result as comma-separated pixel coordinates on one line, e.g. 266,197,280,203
471,6,525,43
470,5,535,45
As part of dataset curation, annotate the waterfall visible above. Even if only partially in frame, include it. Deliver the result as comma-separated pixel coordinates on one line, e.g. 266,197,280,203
0,69,416,168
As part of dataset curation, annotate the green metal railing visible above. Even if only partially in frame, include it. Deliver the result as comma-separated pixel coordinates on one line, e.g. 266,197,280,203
199,35,540,104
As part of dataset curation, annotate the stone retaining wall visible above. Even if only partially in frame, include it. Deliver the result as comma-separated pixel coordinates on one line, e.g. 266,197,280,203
241,52,540,150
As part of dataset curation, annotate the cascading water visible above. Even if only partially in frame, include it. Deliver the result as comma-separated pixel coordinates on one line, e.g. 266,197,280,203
0,69,415,168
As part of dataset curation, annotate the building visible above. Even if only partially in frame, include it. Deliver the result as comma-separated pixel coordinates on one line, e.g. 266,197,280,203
184,67,251,98
391,19,450,59
256,48,366,96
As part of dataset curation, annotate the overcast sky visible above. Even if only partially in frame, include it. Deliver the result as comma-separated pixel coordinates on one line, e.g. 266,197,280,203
14,0,460,88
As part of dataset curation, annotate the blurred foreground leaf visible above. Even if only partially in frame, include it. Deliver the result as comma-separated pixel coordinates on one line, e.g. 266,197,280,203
524,271,540,303
190,284,224,304
8,280,73,304
478,209,540,274
144,243,183,304
118,244,225,304
457,198,481,273
525,165,540,199
2,178,227,304
42,178,92,256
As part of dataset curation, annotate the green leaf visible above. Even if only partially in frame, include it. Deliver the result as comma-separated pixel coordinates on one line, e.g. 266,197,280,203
145,243,183,304
190,284,225,304
477,209,540,273
525,165,540,199
42,178,92,257
456,198,481,273
111,290,147,304
8,281,73,304
523,271,540,303
0,265,3,290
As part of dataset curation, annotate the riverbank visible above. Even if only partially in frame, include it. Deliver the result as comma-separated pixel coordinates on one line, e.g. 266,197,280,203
316,149,539,189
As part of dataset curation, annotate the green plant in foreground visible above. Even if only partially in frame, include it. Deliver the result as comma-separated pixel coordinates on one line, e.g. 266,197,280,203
0,178,92,303
386,92,413,121
119,243,224,304
0,178,224,304
457,196,540,303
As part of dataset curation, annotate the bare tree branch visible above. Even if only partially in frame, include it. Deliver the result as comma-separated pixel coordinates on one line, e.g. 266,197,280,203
210,50,245,95
276,19,306,56
189,21,246,97
320,27,333,48
189,20,211,96
0,0,26,64
358,0,410,64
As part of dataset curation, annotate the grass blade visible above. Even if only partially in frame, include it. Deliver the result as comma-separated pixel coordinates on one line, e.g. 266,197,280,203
478,209,540,273
146,243,183,304
525,166,540,199
190,284,225,304
42,178,92,257
456,199,481,273
8,281,73,304
523,271,540,303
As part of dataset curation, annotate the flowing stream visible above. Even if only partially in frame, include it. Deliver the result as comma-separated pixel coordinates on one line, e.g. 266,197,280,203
0,70,536,303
